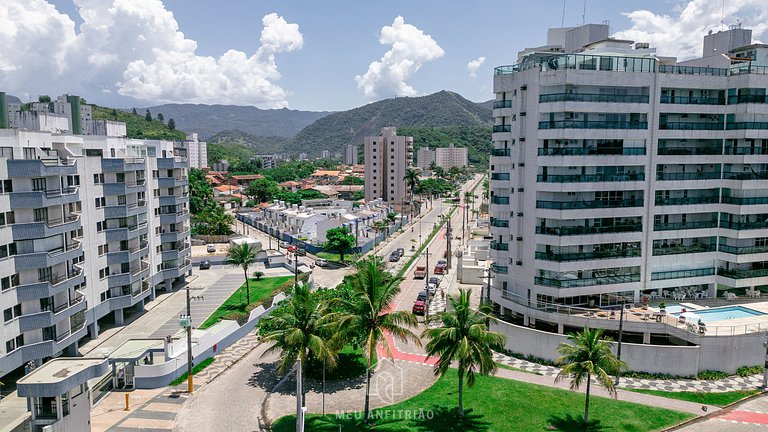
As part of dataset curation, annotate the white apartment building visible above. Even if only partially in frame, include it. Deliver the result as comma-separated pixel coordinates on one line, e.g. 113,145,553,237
320,150,331,159
344,144,359,165
489,24,768,325
364,127,414,210
184,133,208,169
416,148,435,170
435,144,469,170
0,96,191,379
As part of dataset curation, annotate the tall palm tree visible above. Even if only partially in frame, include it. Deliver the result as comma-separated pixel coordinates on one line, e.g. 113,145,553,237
335,257,421,424
422,289,505,418
260,283,338,407
555,327,626,426
227,242,259,305
404,168,421,221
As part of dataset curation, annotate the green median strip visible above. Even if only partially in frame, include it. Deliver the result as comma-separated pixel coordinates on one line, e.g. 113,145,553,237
396,206,457,280
627,388,762,407
199,276,293,329
169,357,215,386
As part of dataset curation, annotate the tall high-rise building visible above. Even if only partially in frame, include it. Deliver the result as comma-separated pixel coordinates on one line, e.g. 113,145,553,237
0,96,191,378
184,133,208,169
435,144,468,170
344,144,358,165
364,127,413,209
488,25,768,326
320,150,331,159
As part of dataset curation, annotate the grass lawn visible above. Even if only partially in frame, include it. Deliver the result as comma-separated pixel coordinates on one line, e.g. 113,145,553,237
169,357,215,386
316,251,344,262
199,276,292,329
629,388,761,407
272,369,693,432
496,363,541,375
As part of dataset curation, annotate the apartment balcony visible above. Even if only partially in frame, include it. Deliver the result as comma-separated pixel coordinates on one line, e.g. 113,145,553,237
723,172,768,181
490,218,510,228
660,95,725,105
656,172,721,181
14,242,83,272
493,125,512,133
14,268,85,303
493,100,513,109
18,292,86,332
159,193,189,206
726,122,768,130
719,244,768,255
534,273,640,288
490,196,510,205
659,122,724,131
491,173,510,181
103,200,147,218
719,220,768,231
490,264,509,274
727,95,768,104
103,180,146,195
158,176,189,188
160,228,190,243
717,267,768,280
106,261,150,288
651,268,715,281
658,64,727,76
491,148,511,157
159,208,189,225
101,158,145,172
540,93,649,103
536,198,643,210
724,147,768,155
655,196,719,206
536,223,642,236
157,156,187,169
537,173,645,183
490,241,509,251
721,196,768,205
11,321,88,364
535,248,641,262
537,147,646,156
10,187,79,208
161,243,191,260
653,220,718,231
105,242,149,265
657,146,722,156
105,222,149,242
160,257,192,279
652,243,716,256
6,158,77,177
539,120,648,130
11,214,81,240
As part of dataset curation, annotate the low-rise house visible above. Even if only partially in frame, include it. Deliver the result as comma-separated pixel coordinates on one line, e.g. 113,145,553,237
227,174,264,188
213,184,240,196
310,170,341,185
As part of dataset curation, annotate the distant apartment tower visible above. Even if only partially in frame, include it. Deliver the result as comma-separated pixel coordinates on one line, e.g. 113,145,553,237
435,144,468,169
344,144,359,165
212,160,229,172
320,150,331,159
252,154,278,169
184,133,208,169
364,127,413,208
298,152,308,161
416,148,435,170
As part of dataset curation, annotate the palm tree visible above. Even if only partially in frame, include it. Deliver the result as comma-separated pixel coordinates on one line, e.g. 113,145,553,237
335,257,421,423
422,288,505,418
227,243,259,305
260,283,338,407
404,168,421,221
433,165,446,179
372,220,388,252
555,327,626,426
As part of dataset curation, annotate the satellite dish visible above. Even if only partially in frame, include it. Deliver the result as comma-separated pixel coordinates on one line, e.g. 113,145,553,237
547,58,559,70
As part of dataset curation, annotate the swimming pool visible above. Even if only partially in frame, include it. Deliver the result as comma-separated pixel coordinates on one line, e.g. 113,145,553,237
686,306,765,323
661,303,695,314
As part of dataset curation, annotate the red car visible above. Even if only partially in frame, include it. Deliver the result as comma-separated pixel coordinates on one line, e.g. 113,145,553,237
412,300,426,315
433,266,445,275
287,245,298,252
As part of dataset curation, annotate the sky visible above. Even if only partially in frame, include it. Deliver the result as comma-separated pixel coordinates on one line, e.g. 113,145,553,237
1,0,767,112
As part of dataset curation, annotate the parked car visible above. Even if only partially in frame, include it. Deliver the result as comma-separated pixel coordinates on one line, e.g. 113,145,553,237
412,300,426,315
315,258,329,267
199,260,211,270
427,283,437,296
429,276,440,287
389,251,401,262
279,241,290,248
295,248,307,256
417,290,430,302
436,259,448,268
396,247,405,257
433,265,445,275
287,245,298,253
414,266,427,279
206,244,216,253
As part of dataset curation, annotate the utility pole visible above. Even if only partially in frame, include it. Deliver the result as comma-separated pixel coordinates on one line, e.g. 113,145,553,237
763,331,768,387
615,296,626,385
446,217,453,270
296,359,304,432
182,288,203,393
424,248,431,321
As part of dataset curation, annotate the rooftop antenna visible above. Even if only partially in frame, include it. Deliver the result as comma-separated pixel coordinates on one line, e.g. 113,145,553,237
582,0,587,25
561,0,566,27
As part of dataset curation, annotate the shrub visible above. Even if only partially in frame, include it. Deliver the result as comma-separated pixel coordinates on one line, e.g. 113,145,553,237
697,370,730,381
253,271,265,281
737,365,764,377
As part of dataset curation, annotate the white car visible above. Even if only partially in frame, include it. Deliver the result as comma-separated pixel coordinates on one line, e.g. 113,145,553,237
315,258,329,267
206,244,216,253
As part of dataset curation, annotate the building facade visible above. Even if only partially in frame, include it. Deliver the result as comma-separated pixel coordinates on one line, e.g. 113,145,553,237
0,96,191,379
488,25,768,321
435,144,469,170
184,133,208,169
320,150,331,159
344,144,358,165
416,148,435,170
364,127,414,209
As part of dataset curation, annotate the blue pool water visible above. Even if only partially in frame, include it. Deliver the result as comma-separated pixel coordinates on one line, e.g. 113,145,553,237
684,306,765,323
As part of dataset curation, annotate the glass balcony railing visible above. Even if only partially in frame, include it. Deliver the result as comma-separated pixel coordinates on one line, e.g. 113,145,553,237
490,196,510,205
720,220,768,230
653,220,718,231
658,64,728,76
651,268,715,280
493,100,513,109
652,243,716,255
491,173,510,181
539,120,647,130
726,122,768,130
490,218,509,228
718,267,768,279
490,264,508,274
493,125,512,133
535,248,641,262
537,147,646,156
721,196,768,205
659,122,724,130
655,196,719,206
723,172,768,181
536,223,642,236
660,95,725,105
492,148,511,157
727,95,768,104
539,93,649,103
658,146,722,155
490,241,509,251
719,244,768,255
537,173,644,183
537,199,643,210
535,273,640,288
656,172,721,181
724,147,768,155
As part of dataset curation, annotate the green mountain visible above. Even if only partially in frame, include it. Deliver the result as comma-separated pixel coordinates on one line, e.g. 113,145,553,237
207,130,291,156
287,90,492,156
92,106,186,140
398,125,493,168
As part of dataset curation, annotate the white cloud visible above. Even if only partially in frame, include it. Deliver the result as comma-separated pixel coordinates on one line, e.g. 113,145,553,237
355,16,444,99
615,0,768,59
467,56,486,79
0,1,303,107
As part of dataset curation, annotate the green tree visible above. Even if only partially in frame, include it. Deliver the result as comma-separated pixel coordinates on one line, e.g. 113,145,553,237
422,289,505,418
132,108,137,115
145,109,152,122
340,176,364,185
227,243,260,305
386,212,397,225
111,108,118,118
555,328,627,426
403,168,420,217
335,257,420,424
157,112,164,124
191,204,233,235
260,283,338,407
253,271,264,281
38,95,51,103
189,168,213,214
168,118,176,130
434,165,446,179
322,226,355,261
245,178,279,203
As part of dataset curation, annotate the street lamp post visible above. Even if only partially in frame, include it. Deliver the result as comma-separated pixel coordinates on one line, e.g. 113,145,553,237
424,248,431,321
181,288,204,393
614,296,626,385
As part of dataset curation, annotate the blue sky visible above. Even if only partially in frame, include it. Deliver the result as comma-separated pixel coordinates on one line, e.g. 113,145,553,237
5,1,767,111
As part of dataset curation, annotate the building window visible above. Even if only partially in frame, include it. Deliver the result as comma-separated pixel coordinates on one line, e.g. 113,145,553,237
94,173,104,184
95,197,106,208
0,180,11,194
0,211,15,227
31,178,46,192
